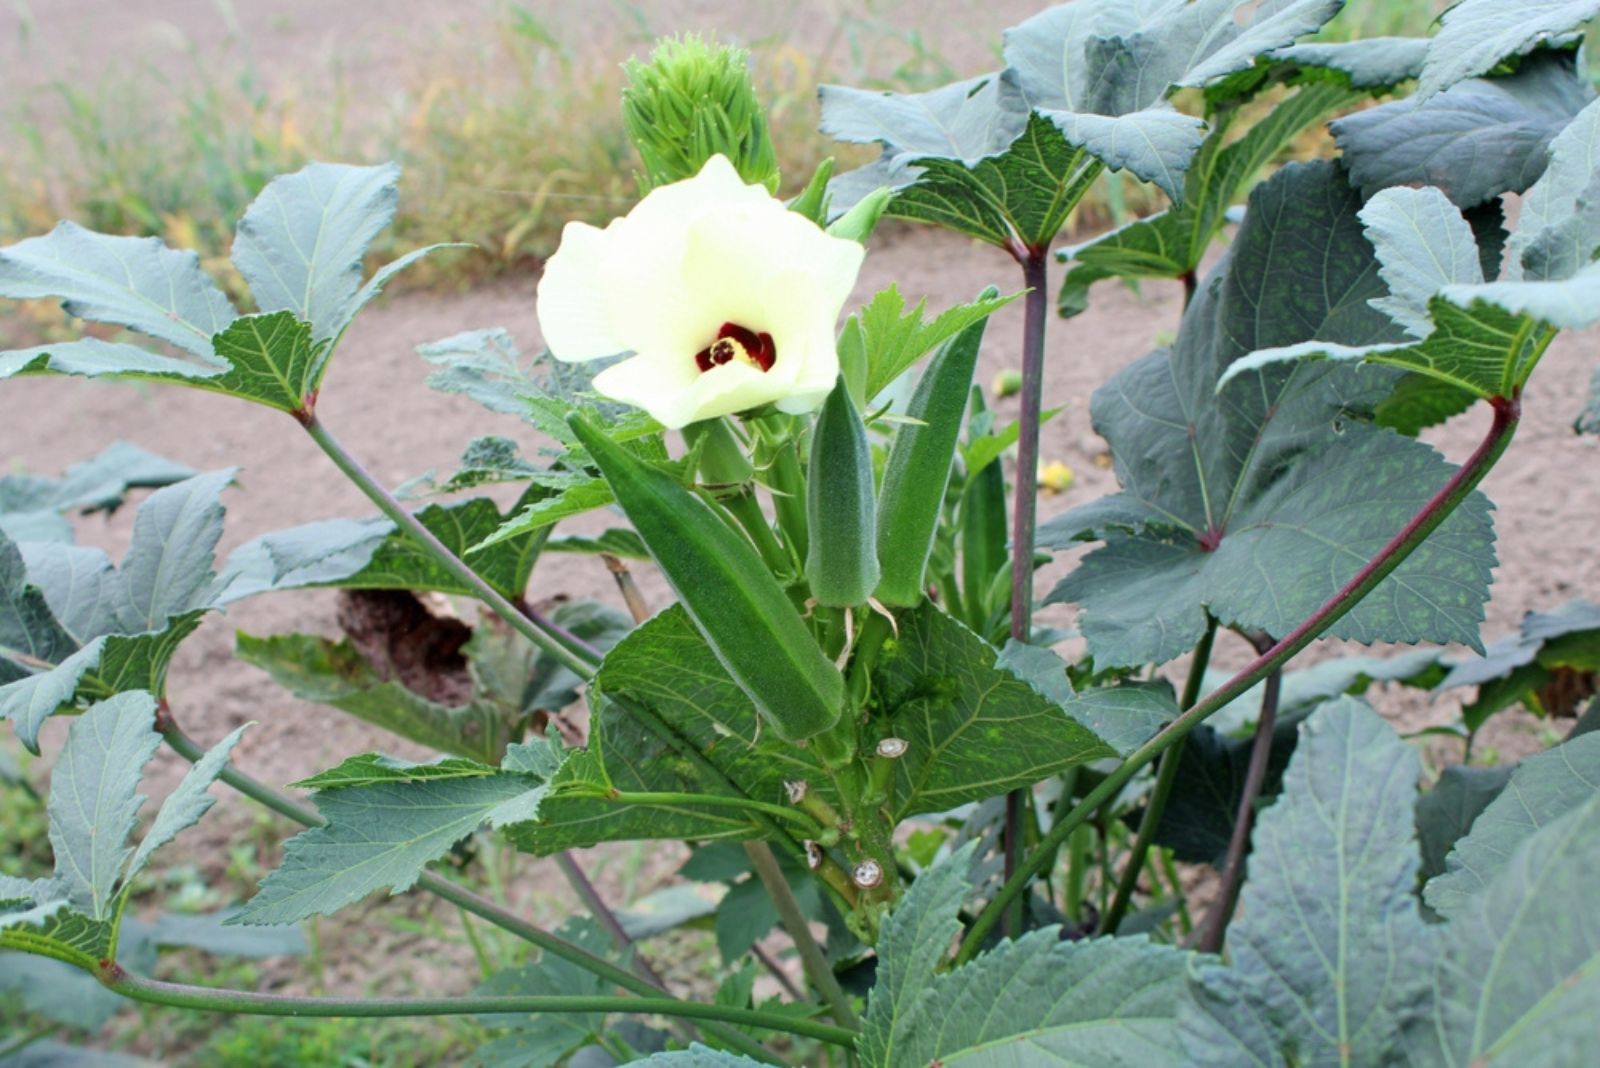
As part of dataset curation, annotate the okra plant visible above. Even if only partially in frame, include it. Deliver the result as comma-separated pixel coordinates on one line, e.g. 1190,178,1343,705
3,1,1600,1064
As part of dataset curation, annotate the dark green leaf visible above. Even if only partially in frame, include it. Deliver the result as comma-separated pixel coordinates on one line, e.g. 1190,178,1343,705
1043,162,1494,668
1178,698,1431,1067
1336,49,1594,208
872,604,1120,815
198,310,323,412
1415,763,1515,884
544,528,648,559
887,110,1104,249
1150,709,1308,866
504,607,824,854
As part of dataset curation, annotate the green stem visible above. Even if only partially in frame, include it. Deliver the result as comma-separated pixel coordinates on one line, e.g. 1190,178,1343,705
98,967,857,1047
598,791,826,835
957,398,1520,964
1099,618,1218,935
615,695,859,914
301,413,596,681
0,1025,57,1059
723,489,793,577
157,722,780,1063
744,841,860,1031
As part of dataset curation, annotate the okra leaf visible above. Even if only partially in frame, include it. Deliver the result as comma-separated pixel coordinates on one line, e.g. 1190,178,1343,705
1336,48,1594,209
236,632,514,766
1003,0,1343,198
0,442,196,544
1415,763,1516,886
1267,36,1431,90
1424,730,1600,918
219,491,549,604
231,162,400,343
46,692,162,922
1178,699,1432,1067
1416,0,1600,100
123,725,247,886
1043,162,1496,669
1408,793,1600,1066
235,762,549,925
862,844,1187,1067
850,285,1018,402
0,472,235,751
626,1049,766,1068
1059,80,1357,316
871,604,1122,816
0,223,235,357
503,606,830,854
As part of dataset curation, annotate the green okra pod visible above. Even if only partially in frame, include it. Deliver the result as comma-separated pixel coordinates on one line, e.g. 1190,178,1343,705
805,377,880,607
570,414,844,740
873,302,992,606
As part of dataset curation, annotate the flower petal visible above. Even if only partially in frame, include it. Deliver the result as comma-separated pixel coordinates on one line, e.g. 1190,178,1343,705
536,221,624,361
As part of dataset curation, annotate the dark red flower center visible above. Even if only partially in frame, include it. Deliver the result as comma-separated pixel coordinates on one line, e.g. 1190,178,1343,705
695,322,776,373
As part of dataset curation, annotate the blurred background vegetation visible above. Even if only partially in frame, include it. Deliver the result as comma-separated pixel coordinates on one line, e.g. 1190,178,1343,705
0,0,1458,298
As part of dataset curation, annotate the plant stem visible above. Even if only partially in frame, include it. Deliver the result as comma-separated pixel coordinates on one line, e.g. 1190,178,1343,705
1001,248,1052,939
751,943,805,1001
156,721,780,1063
723,488,794,577
602,553,653,624
956,398,1520,965
602,791,825,835
550,851,668,990
743,841,860,1031
300,413,596,681
97,966,857,1047
1181,268,1199,309
1197,635,1282,953
1100,618,1218,935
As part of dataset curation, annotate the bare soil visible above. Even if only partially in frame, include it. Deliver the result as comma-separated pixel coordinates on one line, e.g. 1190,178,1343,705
3,0,1599,1013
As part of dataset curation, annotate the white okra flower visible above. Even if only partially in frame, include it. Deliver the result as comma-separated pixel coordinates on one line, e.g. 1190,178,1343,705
536,155,865,429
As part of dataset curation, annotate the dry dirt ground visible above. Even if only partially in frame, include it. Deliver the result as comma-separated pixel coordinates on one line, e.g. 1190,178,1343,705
3,0,1599,1011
